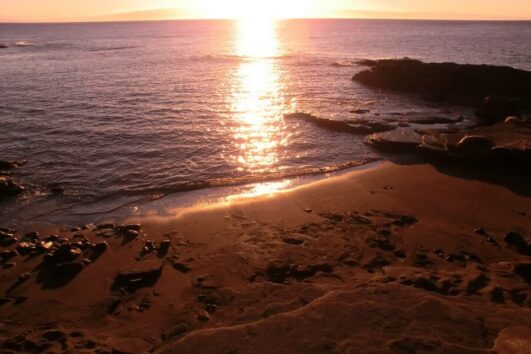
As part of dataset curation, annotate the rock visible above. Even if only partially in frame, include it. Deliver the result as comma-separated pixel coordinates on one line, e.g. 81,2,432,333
455,135,495,153
94,241,109,253
54,261,85,278
505,116,523,124
365,128,424,152
0,160,23,171
42,330,66,342
0,235,18,247
52,244,82,263
94,223,115,230
513,263,531,285
504,232,529,254
283,238,304,245
353,59,531,111
161,323,189,340
158,239,170,256
48,183,64,195
284,112,396,135
16,242,36,255
197,311,210,322
349,109,370,114
0,176,24,197
407,116,464,125
493,326,531,354
473,228,489,237
122,229,139,239
2,262,16,269
0,250,19,260
475,95,521,124
18,272,31,282
114,259,164,289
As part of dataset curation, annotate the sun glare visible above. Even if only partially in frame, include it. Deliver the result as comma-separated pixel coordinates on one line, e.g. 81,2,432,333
200,0,312,19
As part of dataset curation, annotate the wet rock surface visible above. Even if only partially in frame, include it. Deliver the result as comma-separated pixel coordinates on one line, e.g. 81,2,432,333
284,112,396,135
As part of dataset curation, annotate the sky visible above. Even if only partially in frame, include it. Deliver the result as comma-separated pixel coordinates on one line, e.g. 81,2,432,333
1,0,530,22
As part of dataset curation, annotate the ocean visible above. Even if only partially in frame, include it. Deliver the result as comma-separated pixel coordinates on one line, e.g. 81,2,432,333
1,19,531,225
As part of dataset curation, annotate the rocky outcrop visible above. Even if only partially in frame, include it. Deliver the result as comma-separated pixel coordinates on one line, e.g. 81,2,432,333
365,120,531,166
353,59,531,123
284,112,396,135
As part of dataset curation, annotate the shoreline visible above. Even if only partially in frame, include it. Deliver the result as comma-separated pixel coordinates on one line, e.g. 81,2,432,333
1,160,530,353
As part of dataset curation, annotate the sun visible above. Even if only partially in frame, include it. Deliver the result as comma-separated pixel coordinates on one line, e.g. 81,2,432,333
200,0,313,19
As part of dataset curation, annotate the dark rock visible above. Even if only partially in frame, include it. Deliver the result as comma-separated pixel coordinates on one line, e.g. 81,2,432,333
475,95,521,124
0,235,18,247
95,223,115,231
18,272,31,282
119,224,141,232
172,262,191,273
365,129,423,152
504,231,529,254
49,183,64,195
161,323,189,340
0,250,19,260
284,112,396,135
52,244,82,263
350,109,370,114
455,135,495,153
0,159,23,171
42,330,66,342
407,116,465,125
0,176,24,197
393,215,418,227
94,241,109,253
158,239,170,256
352,59,531,111
2,262,16,269
473,228,489,237
514,263,531,285
113,260,164,290
16,242,36,255
54,261,85,278
283,237,304,245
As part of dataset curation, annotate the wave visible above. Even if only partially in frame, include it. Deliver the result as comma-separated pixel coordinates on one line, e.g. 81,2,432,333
99,157,381,202
87,46,139,52
14,41,35,47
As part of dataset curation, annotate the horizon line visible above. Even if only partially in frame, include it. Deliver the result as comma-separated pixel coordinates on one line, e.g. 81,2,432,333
1,17,531,25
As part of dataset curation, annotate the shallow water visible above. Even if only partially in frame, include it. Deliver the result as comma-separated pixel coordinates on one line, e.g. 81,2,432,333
1,19,530,224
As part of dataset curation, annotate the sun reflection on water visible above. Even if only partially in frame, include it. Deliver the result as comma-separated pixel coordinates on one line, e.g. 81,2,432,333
229,19,292,179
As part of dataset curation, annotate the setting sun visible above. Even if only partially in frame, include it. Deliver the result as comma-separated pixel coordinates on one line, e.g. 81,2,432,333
197,0,312,19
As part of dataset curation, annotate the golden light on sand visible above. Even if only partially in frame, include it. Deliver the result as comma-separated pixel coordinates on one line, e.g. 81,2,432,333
229,18,291,174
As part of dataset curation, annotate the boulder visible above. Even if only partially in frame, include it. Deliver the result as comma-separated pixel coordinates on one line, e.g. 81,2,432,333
474,95,521,124
455,135,495,154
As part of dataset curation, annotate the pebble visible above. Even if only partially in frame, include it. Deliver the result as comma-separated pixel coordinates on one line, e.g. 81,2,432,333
18,272,31,282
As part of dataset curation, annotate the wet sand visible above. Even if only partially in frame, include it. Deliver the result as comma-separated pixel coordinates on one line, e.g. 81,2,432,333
1,161,530,353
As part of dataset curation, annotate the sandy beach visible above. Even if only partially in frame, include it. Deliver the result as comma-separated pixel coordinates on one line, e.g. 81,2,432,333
1,160,530,353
